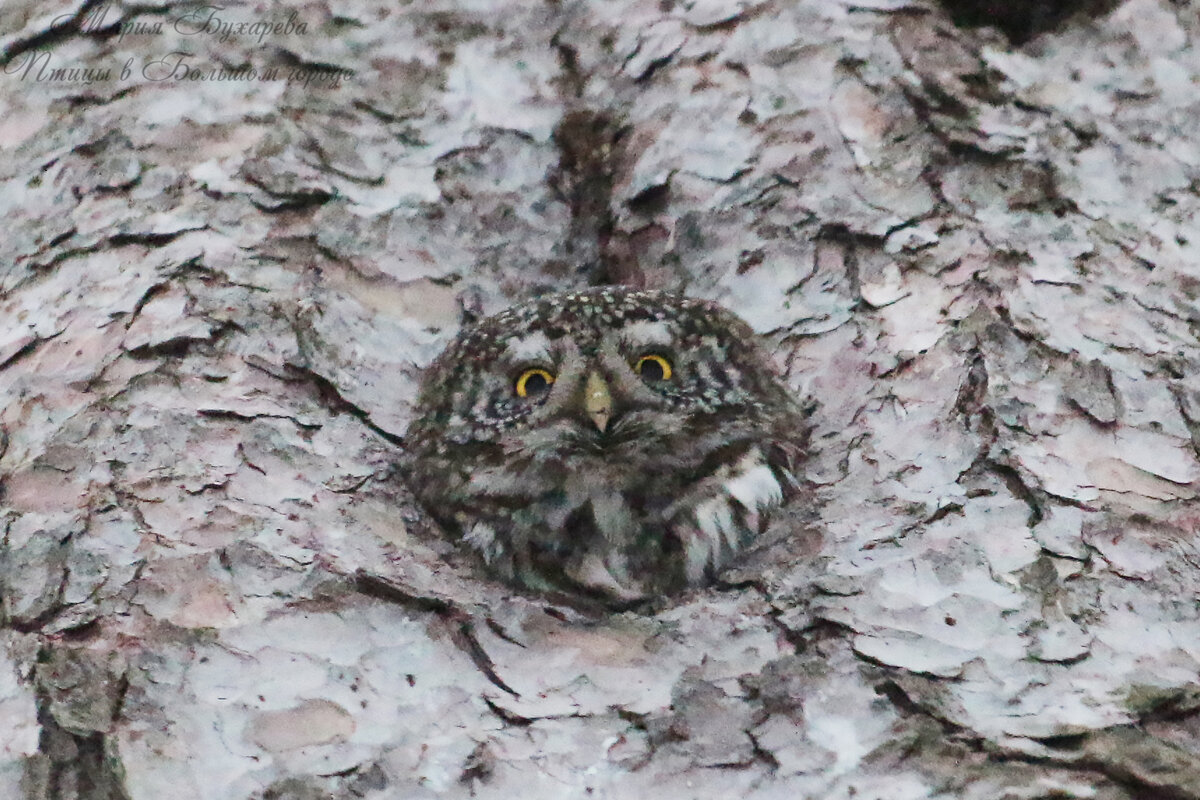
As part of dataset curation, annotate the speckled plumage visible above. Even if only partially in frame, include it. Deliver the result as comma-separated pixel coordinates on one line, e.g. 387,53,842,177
404,286,808,604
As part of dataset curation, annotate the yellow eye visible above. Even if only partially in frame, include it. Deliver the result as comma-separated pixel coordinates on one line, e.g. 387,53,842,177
634,354,672,381
515,368,555,398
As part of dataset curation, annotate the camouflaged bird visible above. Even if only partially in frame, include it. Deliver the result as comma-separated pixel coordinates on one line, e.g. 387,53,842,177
403,286,808,604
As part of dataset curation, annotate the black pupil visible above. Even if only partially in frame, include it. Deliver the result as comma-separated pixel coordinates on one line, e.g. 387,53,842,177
639,358,665,381
524,372,549,395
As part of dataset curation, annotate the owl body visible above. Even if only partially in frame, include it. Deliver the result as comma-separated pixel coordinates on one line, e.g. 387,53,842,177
404,286,807,603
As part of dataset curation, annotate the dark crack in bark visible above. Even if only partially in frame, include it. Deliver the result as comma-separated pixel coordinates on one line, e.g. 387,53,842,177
938,0,1126,45
23,647,130,800
354,571,519,698
550,108,624,286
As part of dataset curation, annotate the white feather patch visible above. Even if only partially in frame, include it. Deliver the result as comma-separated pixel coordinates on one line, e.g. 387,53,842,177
723,451,783,513
693,496,727,547
621,319,674,347
678,524,712,584
503,331,552,362
591,492,637,545
464,522,499,562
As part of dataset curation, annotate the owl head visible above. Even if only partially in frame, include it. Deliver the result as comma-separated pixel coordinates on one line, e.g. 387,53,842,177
405,286,806,604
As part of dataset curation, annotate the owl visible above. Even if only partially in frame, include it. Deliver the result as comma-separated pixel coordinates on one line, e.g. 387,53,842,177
403,286,808,605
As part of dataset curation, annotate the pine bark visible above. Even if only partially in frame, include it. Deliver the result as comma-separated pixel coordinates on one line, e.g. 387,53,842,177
2,1,1199,798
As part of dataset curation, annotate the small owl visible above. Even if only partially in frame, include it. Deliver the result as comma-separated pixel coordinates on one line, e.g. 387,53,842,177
404,286,807,604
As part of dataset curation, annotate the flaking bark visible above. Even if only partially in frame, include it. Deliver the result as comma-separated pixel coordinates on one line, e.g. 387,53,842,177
1,1,1199,798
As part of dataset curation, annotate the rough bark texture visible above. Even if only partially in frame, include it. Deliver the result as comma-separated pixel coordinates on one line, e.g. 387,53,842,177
2,1,1199,798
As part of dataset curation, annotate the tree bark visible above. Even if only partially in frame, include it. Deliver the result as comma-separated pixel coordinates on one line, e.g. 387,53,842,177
2,0,1199,798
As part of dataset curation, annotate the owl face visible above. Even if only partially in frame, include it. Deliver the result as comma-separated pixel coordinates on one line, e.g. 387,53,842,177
405,287,806,605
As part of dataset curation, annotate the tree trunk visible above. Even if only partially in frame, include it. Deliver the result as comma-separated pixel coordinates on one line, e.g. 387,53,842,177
2,0,1199,798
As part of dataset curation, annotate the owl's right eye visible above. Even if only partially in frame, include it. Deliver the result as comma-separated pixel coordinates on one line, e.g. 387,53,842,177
515,368,555,398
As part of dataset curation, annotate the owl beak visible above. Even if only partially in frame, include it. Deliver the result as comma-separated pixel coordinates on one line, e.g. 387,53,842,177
583,371,613,433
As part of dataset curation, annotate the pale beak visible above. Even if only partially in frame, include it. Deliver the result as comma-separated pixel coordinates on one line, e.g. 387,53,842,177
584,371,613,433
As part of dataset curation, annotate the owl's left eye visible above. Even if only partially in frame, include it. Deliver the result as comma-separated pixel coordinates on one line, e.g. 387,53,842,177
515,368,555,398
634,354,672,382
